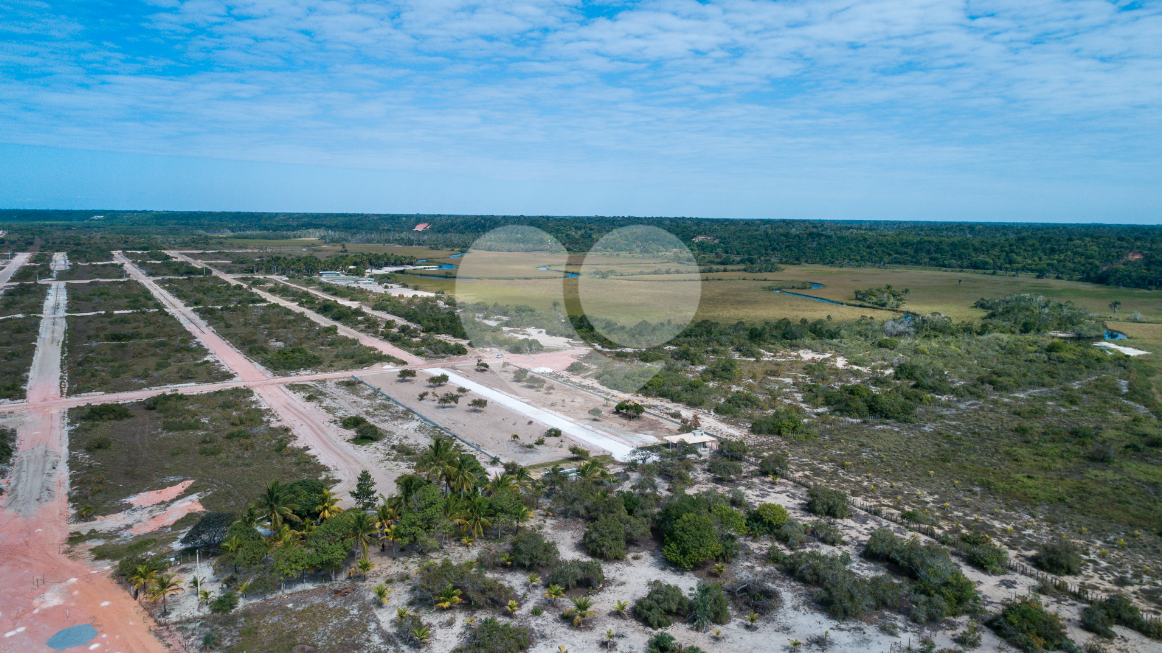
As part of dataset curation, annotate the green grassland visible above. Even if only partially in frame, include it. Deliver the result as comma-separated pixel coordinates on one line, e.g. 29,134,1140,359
68,389,329,518
67,280,161,313
0,316,39,400
55,262,126,281
65,311,234,394
0,282,46,317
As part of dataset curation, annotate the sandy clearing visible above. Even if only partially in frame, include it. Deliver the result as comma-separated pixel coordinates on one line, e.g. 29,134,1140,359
127,480,195,507
1094,341,1150,356
427,368,639,461
165,252,423,365
0,278,168,653
0,253,30,284
117,252,398,507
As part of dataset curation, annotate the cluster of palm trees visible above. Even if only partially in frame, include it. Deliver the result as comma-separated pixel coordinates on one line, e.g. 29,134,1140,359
126,566,183,616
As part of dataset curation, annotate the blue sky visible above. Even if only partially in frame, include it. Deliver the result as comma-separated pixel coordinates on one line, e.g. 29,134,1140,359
1,0,1160,222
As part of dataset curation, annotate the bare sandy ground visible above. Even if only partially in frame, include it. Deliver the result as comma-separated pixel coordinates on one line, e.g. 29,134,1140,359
165,251,424,365
0,252,30,285
0,280,168,653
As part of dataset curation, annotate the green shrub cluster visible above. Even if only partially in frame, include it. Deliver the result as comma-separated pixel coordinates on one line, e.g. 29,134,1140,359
986,595,1076,652
645,633,704,653
1032,539,1083,576
656,493,740,569
725,580,781,615
757,452,789,477
863,528,980,619
80,403,133,421
773,519,808,548
415,559,517,608
807,520,844,546
688,581,730,631
634,580,689,629
960,532,1008,574
453,617,531,653
750,410,803,436
772,549,905,620
1081,594,1162,640
816,384,918,422
805,486,850,518
544,559,604,591
746,503,788,535
508,531,559,569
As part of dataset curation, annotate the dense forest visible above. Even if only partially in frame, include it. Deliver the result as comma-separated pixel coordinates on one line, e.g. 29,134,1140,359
2,211,1160,289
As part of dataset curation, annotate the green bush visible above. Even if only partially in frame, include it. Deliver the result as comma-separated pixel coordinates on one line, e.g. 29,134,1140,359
751,411,803,436
209,590,239,614
416,559,517,608
80,403,132,421
353,423,382,442
863,528,979,617
634,580,689,629
688,581,730,631
262,346,322,371
341,415,369,429
807,520,844,546
805,486,849,518
962,536,1009,575
662,512,722,569
645,633,704,653
1032,540,1083,576
773,519,808,549
746,503,789,535
545,559,604,591
757,453,789,477
718,439,748,461
453,617,531,653
85,436,113,452
545,427,562,437
1081,594,1162,640
726,580,781,615
508,531,559,569
584,516,628,560
987,595,1075,652
708,504,746,534
877,338,899,349
707,458,742,482
774,549,906,620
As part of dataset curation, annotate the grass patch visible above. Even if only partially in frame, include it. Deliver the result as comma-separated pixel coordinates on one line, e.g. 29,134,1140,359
66,280,160,313
0,282,46,317
0,316,38,400
55,262,126,281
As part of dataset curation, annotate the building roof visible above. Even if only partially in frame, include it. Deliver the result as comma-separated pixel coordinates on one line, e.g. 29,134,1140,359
413,223,431,231
663,431,717,445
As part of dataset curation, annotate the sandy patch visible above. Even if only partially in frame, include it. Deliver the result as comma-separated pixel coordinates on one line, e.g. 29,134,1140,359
127,480,194,507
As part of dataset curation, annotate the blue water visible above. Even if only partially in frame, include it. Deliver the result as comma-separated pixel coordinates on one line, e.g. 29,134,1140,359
536,266,580,278
436,264,456,270
449,253,462,258
47,624,98,650
417,259,426,263
810,283,824,289
1105,330,1127,340
771,289,845,305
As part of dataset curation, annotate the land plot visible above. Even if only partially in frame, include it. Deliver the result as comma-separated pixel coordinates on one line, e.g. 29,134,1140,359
194,302,391,373
65,310,233,394
55,261,126,281
0,316,38,400
66,279,161,313
0,282,47,317
68,388,329,518
250,278,382,336
10,252,50,282
136,259,205,277
158,276,266,307
186,251,263,274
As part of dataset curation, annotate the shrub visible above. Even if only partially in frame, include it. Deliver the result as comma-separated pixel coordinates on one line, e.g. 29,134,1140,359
209,590,239,614
416,559,517,608
726,580,781,616
1081,594,1162,640
746,504,788,535
569,445,591,460
963,537,1009,575
751,411,803,436
877,338,899,349
807,520,844,546
85,436,113,452
545,427,562,437
718,439,748,461
354,423,382,442
645,633,705,653
634,581,689,629
398,369,417,380
805,487,849,518
688,581,730,631
80,403,132,421
773,519,808,549
707,459,742,482
263,346,322,371
429,373,450,386
1080,605,1115,638
584,516,628,560
341,415,370,429
545,559,604,591
987,596,1075,652
863,528,979,616
453,617,531,653
708,504,746,534
508,531,559,569
757,453,788,477
1032,540,1083,576
774,549,905,620
662,513,722,569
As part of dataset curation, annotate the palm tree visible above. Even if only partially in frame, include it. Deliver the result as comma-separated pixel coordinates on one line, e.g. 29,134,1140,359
564,596,596,628
220,536,244,573
257,480,302,533
544,584,565,605
271,524,301,549
149,573,183,616
613,600,629,617
374,584,391,605
235,505,262,529
577,460,609,481
454,495,492,542
435,584,463,609
417,438,458,489
380,523,402,557
448,455,479,496
315,488,344,521
356,557,376,576
127,565,157,600
198,590,213,611
348,511,378,559
486,472,516,496
395,475,426,506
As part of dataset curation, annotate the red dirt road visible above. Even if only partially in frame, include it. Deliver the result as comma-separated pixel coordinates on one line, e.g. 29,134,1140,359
0,280,167,653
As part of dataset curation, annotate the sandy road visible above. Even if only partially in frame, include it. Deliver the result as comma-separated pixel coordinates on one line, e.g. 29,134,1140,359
165,252,424,366
0,280,168,653
0,252,30,285
114,252,398,505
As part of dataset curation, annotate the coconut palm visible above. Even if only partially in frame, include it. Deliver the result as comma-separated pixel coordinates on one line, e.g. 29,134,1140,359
544,584,565,605
374,584,391,605
356,557,376,576
380,523,402,557
411,626,431,645
271,523,301,549
315,488,344,521
149,573,183,616
564,596,596,628
486,472,516,496
435,584,463,609
447,455,479,497
577,460,609,481
613,600,629,617
127,565,157,600
198,590,213,611
235,505,262,529
394,475,426,506
454,495,492,542
416,438,458,488
396,607,411,621
348,510,378,559
256,480,302,533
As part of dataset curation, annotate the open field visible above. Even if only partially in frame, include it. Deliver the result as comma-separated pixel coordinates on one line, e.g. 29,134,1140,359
68,388,329,519
0,316,39,400
0,282,46,317
10,252,50,282
66,279,161,313
65,310,234,394
55,261,127,281
158,275,266,307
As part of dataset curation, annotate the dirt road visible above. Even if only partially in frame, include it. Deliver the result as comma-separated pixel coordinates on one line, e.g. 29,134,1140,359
0,280,168,653
165,252,423,365
115,252,398,504
0,252,30,285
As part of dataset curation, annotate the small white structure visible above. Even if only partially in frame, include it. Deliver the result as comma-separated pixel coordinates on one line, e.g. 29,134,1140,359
663,430,718,451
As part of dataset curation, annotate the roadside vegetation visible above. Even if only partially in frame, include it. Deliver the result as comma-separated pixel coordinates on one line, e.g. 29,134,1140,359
0,282,46,317
0,316,40,400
